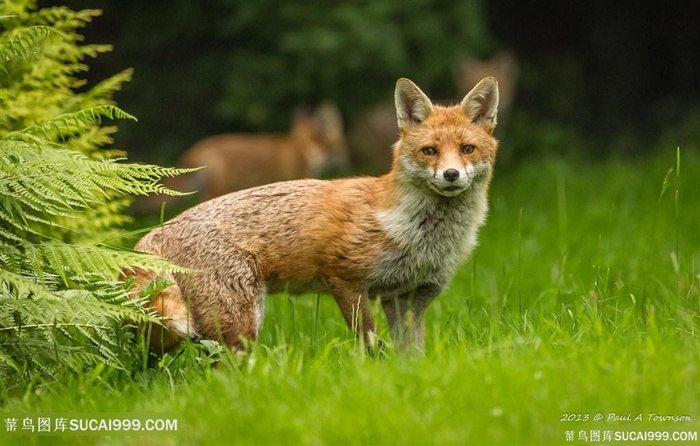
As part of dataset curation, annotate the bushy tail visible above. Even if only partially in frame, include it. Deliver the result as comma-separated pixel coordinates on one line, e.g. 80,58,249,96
121,267,198,350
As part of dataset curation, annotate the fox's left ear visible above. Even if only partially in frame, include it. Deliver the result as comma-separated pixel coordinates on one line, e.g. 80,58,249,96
460,77,499,134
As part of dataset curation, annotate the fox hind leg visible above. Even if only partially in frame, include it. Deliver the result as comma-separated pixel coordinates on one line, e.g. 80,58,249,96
194,282,266,349
185,254,267,350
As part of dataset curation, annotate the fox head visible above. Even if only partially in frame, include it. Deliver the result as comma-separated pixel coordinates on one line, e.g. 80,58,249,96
392,77,499,197
291,102,349,175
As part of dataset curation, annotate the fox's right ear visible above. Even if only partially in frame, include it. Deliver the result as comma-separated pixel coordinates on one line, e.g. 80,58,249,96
395,78,433,131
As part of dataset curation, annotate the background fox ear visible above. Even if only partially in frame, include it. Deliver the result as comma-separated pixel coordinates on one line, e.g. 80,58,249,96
313,101,345,145
395,78,434,131
292,105,313,125
460,77,499,134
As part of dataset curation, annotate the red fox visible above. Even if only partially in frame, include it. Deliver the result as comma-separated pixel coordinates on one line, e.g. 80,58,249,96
124,77,499,352
137,102,347,212
349,51,516,175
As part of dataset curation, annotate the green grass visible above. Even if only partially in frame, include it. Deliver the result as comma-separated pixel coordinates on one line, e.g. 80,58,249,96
2,148,699,445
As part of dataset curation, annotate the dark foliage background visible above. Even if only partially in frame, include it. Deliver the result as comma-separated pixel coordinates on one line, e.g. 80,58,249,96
488,1,700,159
45,0,700,166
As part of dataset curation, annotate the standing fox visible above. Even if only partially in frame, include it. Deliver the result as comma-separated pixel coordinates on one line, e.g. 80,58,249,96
124,77,499,351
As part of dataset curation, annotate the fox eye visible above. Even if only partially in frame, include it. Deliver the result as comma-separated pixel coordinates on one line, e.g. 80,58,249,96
461,144,476,155
422,146,437,156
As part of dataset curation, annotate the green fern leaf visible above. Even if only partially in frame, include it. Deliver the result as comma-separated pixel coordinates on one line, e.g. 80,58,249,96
0,25,58,62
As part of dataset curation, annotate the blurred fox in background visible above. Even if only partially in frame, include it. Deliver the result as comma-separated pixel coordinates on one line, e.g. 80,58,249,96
137,102,347,213
349,51,517,175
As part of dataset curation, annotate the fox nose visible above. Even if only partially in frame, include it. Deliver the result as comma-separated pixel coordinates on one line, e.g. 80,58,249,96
443,169,460,182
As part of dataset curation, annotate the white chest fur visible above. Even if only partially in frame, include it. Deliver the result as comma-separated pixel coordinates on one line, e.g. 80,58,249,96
368,184,489,296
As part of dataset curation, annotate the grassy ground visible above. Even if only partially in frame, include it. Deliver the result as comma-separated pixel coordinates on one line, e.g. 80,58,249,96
2,148,699,445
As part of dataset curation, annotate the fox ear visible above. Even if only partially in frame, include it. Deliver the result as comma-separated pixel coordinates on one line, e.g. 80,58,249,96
395,78,434,131
460,77,499,134
313,101,344,144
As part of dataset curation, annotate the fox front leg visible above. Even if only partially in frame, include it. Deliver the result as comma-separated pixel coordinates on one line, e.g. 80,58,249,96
328,278,378,347
381,284,440,352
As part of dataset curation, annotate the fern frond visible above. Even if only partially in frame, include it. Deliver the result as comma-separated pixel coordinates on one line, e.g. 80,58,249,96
32,7,102,33
0,288,149,327
0,202,53,240
4,105,136,141
66,125,122,160
0,285,154,382
0,225,24,243
1,140,194,242
0,25,58,61
24,241,189,287
82,68,134,104
0,267,58,300
1,3,202,393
